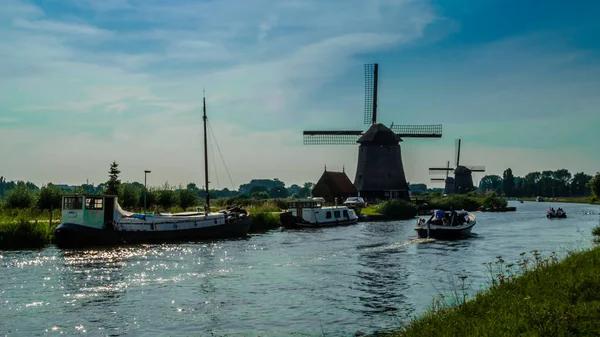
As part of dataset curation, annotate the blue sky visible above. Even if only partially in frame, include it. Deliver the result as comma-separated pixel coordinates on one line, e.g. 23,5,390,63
1,0,599,188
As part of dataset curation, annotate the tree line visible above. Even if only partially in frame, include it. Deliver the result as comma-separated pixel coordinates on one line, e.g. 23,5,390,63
0,162,316,210
478,168,600,199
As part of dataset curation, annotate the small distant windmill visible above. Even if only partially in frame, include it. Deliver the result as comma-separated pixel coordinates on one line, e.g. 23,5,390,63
303,63,443,200
429,139,486,194
430,161,455,195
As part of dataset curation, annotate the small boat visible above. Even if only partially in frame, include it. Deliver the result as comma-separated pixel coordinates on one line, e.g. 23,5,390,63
547,208,567,219
536,196,544,202
55,94,251,248
415,209,476,239
279,199,359,228
517,198,523,203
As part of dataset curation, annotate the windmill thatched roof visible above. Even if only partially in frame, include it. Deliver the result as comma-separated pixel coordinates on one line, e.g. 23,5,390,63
455,166,472,174
357,123,401,145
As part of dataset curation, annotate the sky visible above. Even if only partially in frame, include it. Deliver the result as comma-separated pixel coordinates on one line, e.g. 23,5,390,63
1,0,599,190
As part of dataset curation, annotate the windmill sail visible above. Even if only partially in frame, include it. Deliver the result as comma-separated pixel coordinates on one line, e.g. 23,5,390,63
303,131,362,145
302,62,443,200
364,63,378,125
392,125,442,138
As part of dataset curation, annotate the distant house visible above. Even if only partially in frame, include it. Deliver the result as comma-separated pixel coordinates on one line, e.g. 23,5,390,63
311,169,358,203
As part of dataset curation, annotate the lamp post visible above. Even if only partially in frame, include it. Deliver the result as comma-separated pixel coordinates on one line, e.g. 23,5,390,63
144,170,151,213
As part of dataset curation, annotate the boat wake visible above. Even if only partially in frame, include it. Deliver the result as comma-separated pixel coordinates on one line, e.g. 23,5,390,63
359,237,436,253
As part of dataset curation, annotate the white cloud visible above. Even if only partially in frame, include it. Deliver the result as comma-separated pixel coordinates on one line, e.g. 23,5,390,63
2,0,598,190
12,18,112,37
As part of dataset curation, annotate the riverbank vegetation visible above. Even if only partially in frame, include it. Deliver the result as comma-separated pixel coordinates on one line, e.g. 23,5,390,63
475,168,599,200
381,228,600,336
521,196,600,205
425,192,507,211
0,218,55,250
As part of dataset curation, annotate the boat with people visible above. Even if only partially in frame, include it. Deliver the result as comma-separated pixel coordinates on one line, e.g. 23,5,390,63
547,207,567,219
54,94,251,248
279,199,359,229
415,208,476,239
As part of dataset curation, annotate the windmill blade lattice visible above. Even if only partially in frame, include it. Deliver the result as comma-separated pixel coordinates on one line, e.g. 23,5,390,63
303,131,362,145
364,63,377,125
391,124,443,138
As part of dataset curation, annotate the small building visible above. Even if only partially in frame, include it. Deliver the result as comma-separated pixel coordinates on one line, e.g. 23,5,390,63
312,169,358,203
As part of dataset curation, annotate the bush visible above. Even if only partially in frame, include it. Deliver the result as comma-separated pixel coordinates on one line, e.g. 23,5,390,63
249,211,281,232
178,189,198,209
0,218,54,249
376,200,418,219
120,183,141,209
429,195,481,211
158,189,178,209
482,192,507,208
592,226,600,244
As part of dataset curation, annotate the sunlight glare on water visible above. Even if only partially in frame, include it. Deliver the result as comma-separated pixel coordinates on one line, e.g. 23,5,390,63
1,201,599,336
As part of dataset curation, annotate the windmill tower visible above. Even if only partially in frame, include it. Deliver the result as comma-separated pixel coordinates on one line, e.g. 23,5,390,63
429,139,486,194
303,63,443,201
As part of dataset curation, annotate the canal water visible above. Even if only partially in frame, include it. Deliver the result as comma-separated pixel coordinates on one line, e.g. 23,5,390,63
1,201,599,336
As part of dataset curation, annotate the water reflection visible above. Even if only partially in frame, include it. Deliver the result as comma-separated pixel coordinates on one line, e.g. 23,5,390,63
353,222,415,322
58,247,133,306
1,202,599,336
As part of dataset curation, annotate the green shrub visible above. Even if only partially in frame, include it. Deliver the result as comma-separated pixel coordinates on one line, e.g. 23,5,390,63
249,211,281,232
178,189,198,209
376,200,418,219
429,195,481,211
592,226,600,244
0,218,54,250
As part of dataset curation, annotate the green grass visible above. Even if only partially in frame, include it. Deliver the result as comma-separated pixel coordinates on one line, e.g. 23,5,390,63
0,207,60,222
246,202,283,232
361,206,382,216
0,218,55,250
383,248,600,336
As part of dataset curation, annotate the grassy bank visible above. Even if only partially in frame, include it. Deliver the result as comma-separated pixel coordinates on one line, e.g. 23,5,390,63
521,196,600,205
0,218,55,250
382,245,600,336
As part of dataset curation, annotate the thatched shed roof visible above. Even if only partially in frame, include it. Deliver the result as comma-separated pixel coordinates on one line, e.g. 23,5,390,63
312,170,358,201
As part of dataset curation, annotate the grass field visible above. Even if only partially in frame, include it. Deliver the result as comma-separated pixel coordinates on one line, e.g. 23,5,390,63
383,245,600,336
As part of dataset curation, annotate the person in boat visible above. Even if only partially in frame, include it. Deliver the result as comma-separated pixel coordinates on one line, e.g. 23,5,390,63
450,207,458,226
442,213,452,226
434,209,445,225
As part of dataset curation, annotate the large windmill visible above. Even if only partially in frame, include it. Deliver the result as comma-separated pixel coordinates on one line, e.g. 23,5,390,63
429,139,486,194
303,63,443,201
